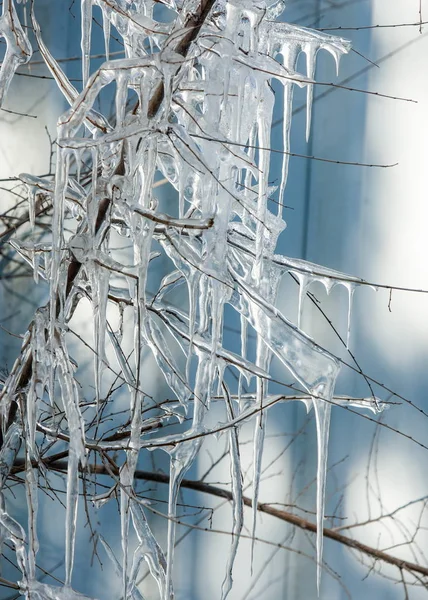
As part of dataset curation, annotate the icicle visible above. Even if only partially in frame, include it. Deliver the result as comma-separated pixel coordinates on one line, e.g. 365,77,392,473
25,452,39,581
164,355,209,599
119,371,144,600
236,70,246,142
0,422,21,491
55,338,86,589
165,441,201,600
64,446,79,588
88,261,110,410
237,315,248,407
102,7,111,61
198,274,210,334
50,145,70,355
319,276,336,296
32,248,40,284
120,456,136,599
312,398,331,594
253,79,274,279
334,51,341,76
278,82,293,207
294,271,309,330
115,71,128,128
27,185,36,231
342,282,356,349
305,44,318,142
26,363,37,455
250,400,265,573
250,341,272,573
186,271,199,384
81,0,92,86
73,150,82,183
221,388,243,600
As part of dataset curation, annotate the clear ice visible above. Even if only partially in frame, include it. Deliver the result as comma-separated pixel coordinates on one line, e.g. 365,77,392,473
0,0,387,598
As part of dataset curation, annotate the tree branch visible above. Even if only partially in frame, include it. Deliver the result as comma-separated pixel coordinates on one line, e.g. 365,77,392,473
0,0,218,442
13,457,428,580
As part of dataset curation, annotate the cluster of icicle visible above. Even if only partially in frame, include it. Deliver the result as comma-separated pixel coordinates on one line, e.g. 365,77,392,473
0,0,387,598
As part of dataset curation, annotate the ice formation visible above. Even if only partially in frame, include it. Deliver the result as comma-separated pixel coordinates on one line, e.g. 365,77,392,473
0,0,387,598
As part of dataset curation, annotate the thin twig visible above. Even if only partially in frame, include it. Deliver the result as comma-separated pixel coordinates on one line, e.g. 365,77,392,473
14,457,428,580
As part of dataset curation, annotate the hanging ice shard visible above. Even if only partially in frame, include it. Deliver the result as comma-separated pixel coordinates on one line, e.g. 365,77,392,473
312,395,331,593
221,386,244,599
0,423,21,491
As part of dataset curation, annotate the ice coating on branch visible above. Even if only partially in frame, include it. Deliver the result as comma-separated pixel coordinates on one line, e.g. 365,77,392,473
0,495,28,584
266,254,363,341
100,536,146,600
25,581,100,600
0,0,370,596
31,7,111,135
331,395,387,413
0,0,32,106
0,423,21,490
130,500,168,598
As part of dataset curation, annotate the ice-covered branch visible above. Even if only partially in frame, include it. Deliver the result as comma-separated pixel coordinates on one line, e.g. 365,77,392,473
0,0,415,597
